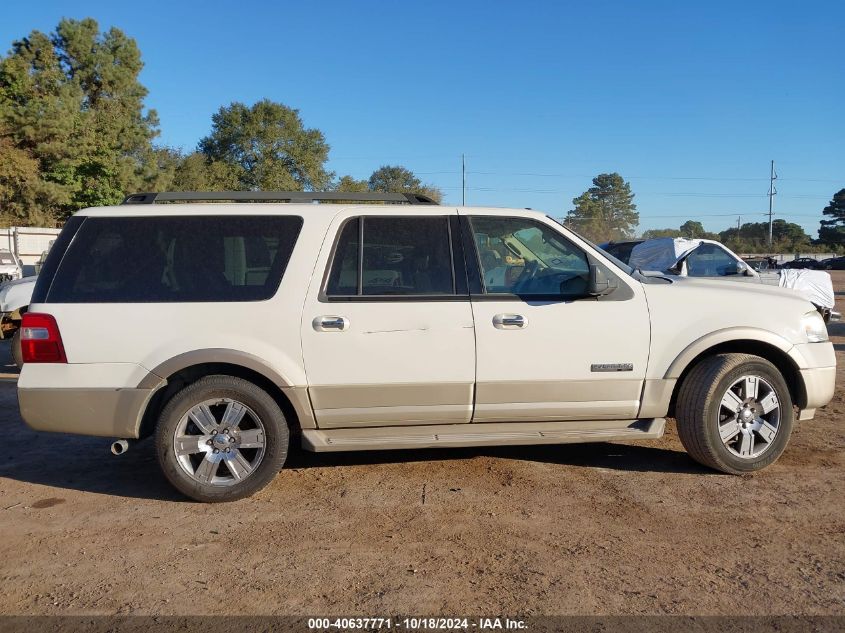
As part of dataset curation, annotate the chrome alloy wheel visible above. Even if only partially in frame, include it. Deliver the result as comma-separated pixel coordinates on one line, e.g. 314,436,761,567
173,398,266,486
717,375,781,459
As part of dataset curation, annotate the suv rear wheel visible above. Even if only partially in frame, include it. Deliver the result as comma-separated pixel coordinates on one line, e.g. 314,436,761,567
676,353,793,474
155,375,289,502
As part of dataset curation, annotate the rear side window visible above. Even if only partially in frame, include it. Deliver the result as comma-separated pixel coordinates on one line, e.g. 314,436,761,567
326,216,455,297
47,216,303,302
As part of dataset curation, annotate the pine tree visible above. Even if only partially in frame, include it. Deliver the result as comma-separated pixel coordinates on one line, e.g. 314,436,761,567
819,188,845,246
567,173,638,242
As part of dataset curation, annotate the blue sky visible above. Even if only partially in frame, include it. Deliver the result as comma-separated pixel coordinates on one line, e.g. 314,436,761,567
2,0,843,236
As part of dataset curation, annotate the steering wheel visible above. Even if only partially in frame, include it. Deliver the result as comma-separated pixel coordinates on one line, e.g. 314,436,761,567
515,266,585,295
513,261,539,292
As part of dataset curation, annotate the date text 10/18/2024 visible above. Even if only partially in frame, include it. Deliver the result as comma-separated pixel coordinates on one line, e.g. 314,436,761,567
307,617,528,630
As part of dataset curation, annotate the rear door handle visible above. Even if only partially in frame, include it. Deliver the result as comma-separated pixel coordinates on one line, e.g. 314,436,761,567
493,314,527,329
313,316,350,332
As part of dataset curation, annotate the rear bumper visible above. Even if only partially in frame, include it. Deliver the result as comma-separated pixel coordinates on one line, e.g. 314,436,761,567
17,362,160,438
18,387,154,438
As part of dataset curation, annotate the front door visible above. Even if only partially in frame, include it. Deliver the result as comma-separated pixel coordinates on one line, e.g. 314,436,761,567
301,211,476,428
464,213,651,422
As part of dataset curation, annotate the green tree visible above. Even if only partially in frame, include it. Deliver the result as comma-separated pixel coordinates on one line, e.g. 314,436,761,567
0,18,159,224
334,175,369,193
818,188,845,246
170,152,239,191
719,219,810,253
641,228,681,239
680,220,705,238
567,173,638,242
367,165,443,203
199,100,332,191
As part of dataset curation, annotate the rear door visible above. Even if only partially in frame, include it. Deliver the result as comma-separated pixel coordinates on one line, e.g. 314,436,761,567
300,210,476,428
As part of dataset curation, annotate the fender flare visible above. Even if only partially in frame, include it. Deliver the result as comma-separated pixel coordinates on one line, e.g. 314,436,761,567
135,348,316,433
138,348,295,389
663,327,796,380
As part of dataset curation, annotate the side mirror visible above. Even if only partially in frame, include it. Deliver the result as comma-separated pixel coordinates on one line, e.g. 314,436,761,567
736,261,751,276
587,264,618,296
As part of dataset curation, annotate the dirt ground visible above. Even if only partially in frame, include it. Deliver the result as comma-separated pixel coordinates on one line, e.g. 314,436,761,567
1,275,844,617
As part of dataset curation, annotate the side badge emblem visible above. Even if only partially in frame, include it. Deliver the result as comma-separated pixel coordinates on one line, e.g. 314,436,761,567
591,363,634,372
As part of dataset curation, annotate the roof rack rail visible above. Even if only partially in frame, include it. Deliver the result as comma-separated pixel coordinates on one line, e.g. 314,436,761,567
121,191,437,205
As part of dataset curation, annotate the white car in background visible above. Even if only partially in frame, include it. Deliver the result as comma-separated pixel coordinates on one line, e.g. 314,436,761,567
0,276,37,367
604,237,838,322
0,241,53,367
0,249,23,282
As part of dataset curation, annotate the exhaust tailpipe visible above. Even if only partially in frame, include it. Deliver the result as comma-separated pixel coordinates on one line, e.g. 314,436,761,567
110,439,131,455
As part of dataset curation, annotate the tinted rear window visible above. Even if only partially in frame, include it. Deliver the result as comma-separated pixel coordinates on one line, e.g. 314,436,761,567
326,216,455,296
47,216,302,303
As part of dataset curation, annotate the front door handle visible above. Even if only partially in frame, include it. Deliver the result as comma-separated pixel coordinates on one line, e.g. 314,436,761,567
493,313,527,329
313,316,350,332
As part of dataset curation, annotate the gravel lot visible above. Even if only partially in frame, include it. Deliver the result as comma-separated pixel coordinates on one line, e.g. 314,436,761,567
1,274,844,616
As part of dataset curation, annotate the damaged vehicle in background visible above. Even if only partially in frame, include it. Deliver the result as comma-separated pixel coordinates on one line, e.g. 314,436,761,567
601,237,839,322
0,276,36,368
0,250,23,283
0,240,54,368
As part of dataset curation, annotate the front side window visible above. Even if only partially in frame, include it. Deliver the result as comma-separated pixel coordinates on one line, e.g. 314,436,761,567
48,216,303,302
471,216,590,296
685,243,740,277
326,216,454,297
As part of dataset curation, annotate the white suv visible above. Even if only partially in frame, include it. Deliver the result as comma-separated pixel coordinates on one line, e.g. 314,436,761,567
18,192,836,502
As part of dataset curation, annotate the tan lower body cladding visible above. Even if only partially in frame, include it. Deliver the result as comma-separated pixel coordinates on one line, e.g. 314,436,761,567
308,379,657,428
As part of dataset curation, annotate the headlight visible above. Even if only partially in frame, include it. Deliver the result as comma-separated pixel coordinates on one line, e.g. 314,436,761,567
802,310,829,343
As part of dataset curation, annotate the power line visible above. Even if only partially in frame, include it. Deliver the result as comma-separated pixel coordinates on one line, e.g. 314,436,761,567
436,185,824,199
554,212,770,220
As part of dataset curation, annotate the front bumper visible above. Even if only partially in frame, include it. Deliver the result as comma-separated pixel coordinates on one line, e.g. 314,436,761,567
789,342,837,421
796,366,837,421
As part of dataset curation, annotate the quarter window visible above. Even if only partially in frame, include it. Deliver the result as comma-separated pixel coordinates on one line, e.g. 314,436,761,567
471,216,590,296
326,216,455,297
47,216,302,302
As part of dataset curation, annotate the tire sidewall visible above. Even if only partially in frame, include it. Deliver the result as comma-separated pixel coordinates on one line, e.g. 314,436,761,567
704,359,794,472
10,329,22,369
155,376,289,502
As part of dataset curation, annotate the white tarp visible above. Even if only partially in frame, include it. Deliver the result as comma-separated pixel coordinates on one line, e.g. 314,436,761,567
777,269,835,309
628,237,703,272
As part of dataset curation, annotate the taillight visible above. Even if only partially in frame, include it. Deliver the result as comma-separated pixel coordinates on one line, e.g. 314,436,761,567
20,313,67,363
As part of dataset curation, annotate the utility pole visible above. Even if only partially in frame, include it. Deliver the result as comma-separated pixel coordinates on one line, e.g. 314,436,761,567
767,160,777,246
461,154,466,206
737,216,741,231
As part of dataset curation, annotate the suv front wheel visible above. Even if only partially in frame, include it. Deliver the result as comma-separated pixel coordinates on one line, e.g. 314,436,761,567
676,353,794,474
155,375,289,502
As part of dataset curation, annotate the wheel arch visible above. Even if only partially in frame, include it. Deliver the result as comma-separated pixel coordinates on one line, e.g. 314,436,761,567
136,350,315,439
665,333,805,418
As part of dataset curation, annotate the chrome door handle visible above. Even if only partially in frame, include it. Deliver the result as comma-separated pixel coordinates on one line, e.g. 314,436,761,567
493,313,527,329
313,316,350,332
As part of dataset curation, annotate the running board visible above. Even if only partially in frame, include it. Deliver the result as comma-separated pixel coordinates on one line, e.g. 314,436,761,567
301,418,665,452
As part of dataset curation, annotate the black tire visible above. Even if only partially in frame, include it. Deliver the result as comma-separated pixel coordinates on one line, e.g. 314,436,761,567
10,329,22,370
155,375,289,502
675,353,794,474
